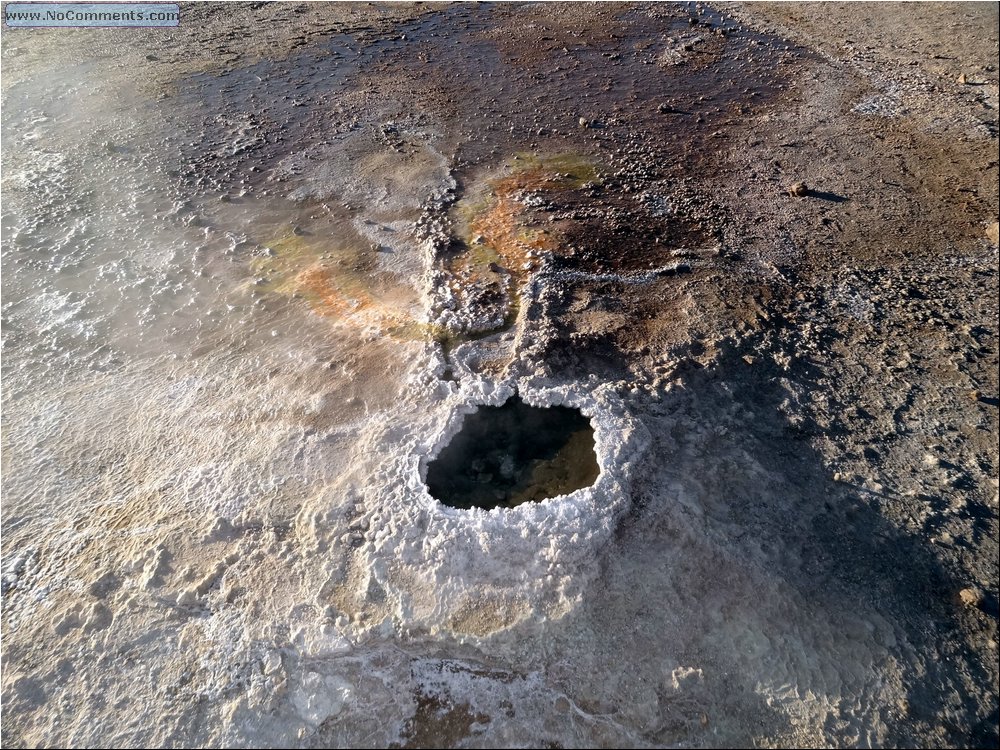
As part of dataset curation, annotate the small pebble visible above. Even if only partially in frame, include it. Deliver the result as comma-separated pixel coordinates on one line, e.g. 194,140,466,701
959,587,983,608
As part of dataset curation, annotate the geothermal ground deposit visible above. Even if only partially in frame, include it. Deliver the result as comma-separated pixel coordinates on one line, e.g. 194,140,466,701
1,2,998,747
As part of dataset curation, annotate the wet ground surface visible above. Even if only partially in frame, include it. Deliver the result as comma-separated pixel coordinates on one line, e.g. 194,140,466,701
179,3,800,185
173,2,804,347
2,2,998,748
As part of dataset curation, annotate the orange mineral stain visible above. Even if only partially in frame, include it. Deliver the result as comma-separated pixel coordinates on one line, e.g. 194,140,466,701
450,153,597,284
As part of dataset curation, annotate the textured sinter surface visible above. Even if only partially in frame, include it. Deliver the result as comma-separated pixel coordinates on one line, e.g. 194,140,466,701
2,2,998,748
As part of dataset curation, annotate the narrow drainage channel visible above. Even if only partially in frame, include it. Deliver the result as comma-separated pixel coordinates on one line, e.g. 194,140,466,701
426,395,599,510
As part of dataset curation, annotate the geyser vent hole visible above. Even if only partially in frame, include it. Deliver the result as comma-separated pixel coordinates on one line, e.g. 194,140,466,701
425,395,599,510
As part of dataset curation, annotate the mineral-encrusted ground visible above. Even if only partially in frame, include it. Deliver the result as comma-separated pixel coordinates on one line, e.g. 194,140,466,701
1,3,997,748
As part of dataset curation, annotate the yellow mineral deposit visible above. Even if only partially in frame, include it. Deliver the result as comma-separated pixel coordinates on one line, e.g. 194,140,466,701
250,232,430,341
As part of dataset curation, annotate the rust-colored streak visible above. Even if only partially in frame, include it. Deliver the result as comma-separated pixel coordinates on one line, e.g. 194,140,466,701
295,264,366,319
468,166,564,281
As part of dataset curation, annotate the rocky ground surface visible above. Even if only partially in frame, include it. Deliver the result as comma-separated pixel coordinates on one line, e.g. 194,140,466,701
2,2,997,748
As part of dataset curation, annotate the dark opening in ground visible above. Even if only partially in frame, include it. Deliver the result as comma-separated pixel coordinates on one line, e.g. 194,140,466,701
425,395,600,510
